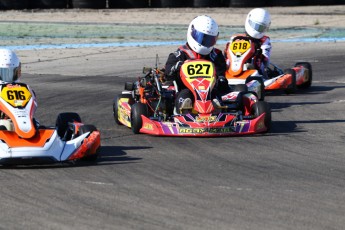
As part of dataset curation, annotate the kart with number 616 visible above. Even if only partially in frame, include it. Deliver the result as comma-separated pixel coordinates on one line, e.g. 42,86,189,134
0,82,101,165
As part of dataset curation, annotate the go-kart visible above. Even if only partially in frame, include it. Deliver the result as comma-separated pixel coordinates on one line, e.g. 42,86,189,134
225,35,312,98
0,82,101,165
113,59,271,137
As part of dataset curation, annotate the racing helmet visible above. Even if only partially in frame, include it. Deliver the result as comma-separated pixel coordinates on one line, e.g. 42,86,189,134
187,15,219,56
245,8,271,39
0,49,21,83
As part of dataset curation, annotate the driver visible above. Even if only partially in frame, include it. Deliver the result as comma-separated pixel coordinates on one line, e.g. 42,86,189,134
164,15,229,114
0,49,22,130
224,8,272,78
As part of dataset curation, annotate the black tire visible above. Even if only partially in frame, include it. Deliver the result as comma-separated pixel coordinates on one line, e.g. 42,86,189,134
232,84,248,93
30,0,67,9
108,0,147,8
267,0,300,6
284,69,296,94
301,0,337,5
251,101,271,132
131,103,148,134
193,0,221,7
113,94,132,125
56,112,82,139
0,0,29,9
230,0,265,7
295,62,312,89
79,125,100,161
160,0,183,7
71,0,105,8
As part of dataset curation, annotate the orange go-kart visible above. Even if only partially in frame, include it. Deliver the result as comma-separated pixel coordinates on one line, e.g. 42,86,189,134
225,35,312,98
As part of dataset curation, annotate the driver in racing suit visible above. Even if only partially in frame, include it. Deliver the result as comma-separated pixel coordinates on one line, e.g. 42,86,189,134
224,8,272,79
165,15,229,114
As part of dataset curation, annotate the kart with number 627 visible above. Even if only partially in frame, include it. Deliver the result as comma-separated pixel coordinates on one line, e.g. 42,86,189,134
113,58,271,137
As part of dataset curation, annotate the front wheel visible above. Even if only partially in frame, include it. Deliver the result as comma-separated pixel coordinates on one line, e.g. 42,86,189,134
251,101,271,132
131,103,148,134
113,94,132,125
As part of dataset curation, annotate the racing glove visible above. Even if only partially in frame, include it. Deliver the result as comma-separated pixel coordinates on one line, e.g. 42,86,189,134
168,61,183,76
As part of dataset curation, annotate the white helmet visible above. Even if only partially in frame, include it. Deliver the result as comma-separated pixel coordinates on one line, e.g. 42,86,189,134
245,8,271,39
187,15,219,56
0,49,21,82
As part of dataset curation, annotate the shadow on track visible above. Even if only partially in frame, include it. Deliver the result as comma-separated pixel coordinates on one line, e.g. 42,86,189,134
0,145,150,169
266,84,345,98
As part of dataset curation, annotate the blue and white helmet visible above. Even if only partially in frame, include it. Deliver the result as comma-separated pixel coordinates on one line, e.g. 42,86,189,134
0,49,21,83
187,15,219,56
245,8,271,39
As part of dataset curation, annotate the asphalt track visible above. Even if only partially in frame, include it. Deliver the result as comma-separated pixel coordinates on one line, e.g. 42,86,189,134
0,41,345,230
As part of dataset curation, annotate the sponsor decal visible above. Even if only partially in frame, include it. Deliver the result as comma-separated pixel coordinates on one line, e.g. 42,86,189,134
178,127,234,134
195,115,217,123
143,123,153,130
221,92,239,102
6,84,22,89
256,121,265,130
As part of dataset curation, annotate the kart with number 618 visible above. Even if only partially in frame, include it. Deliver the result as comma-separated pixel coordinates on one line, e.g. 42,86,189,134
225,35,312,98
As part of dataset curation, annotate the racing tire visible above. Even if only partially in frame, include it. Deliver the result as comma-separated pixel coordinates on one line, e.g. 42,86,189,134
284,69,296,94
193,0,221,7
79,125,100,161
230,0,265,7
131,103,148,134
251,101,271,132
70,0,105,8
29,0,67,9
113,94,132,125
0,0,29,9
56,112,82,139
295,62,312,89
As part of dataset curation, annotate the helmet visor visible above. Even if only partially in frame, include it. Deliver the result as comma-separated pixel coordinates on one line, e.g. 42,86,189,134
191,25,218,48
0,67,18,82
248,19,269,33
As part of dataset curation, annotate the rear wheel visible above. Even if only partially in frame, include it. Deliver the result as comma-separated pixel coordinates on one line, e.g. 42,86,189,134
56,112,81,139
79,125,100,161
113,94,132,125
295,62,312,89
251,101,271,132
284,69,296,94
131,103,148,134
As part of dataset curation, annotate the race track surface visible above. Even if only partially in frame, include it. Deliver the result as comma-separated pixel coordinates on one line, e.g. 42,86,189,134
1,42,345,230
